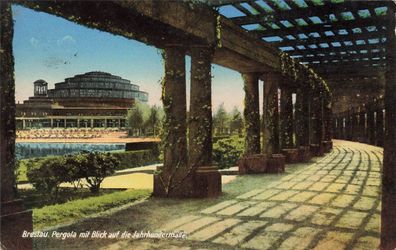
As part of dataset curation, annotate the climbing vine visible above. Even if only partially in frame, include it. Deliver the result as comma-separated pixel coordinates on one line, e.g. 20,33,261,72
280,52,331,97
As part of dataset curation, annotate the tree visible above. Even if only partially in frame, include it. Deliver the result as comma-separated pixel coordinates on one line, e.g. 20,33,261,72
64,153,86,189
229,106,244,135
127,105,144,136
145,105,160,136
127,101,151,136
213,103,230,135
78,152,119,193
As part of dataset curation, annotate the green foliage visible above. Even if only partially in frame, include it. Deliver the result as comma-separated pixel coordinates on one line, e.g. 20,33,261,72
127,102,164,137
229,106,243,134
77,152,119,193
213,103,230,135
111,149,159,170
26,156,70,201
127,104,144,136
18,149,160,183
33,189,151,230
144,105,164,136
26,152,120,197
19,188,118,210
212,136,244,169
279,52,330,97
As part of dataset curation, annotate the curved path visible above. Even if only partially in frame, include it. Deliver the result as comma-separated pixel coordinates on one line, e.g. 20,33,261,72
35,140,382,250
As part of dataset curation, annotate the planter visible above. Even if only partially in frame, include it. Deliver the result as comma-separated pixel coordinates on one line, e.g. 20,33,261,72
238,154,268,174
298,146,312,162
323,140,333,153
193,166,222,198
153,166,221,198
310,144,324,157
281,148,300,163
267,154,285,173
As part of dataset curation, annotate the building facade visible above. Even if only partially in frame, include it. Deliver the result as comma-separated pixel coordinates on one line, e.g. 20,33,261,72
16,71,148,129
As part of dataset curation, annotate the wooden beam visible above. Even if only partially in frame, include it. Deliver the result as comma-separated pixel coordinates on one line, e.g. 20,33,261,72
298,51,386,63
230,1,386,26
322,71,385,80
271,30,386,47
286,43,386,57
250,17,388,38
314,64,386,74
205,0,252,7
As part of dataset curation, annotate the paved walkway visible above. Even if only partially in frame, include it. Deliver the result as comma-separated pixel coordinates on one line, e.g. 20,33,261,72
34,140,382,250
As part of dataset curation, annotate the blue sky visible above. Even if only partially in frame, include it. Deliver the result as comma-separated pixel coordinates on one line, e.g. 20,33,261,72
12,5,248,112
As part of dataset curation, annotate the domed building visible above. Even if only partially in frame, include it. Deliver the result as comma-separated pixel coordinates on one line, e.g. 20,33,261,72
16,71,148,129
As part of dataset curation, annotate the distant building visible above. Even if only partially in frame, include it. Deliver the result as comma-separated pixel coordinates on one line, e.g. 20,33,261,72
16,71,148,129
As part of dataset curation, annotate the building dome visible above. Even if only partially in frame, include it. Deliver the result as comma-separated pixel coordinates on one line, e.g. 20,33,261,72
33,79,48,86
47,71,148,106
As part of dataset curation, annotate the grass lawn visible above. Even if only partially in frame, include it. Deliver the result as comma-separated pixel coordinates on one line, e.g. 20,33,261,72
18,188,122,210
32,189,151,230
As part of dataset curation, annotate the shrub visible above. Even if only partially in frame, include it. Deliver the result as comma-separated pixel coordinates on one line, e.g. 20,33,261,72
111,150,159,170
26,152,120,196
212,136,244,169
27,156,74,201
77,152,120,193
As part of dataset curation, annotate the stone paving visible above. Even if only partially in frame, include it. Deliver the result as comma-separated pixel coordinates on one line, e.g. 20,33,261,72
119,140,382,250
34,140,381,250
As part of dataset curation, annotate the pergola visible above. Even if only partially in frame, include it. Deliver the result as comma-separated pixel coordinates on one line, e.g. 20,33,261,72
207,0,391,112
205,1,395,249
1,1,395,249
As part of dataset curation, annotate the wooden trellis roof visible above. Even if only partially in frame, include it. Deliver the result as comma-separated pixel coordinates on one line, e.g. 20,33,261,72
206,0,394,83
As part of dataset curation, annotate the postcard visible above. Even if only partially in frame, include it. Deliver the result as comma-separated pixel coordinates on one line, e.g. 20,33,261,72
1,0,395,249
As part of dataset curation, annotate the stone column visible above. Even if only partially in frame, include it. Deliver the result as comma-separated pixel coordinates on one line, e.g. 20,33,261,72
334,116,340,139
0,3,32,249
280,86,300,163
376,108,384,146
262,73,284,172
367,102,375,145
153,45,189,197
295,88,310,147
188,46,220,197
381,3,396,249
22,119,26,129
323,98,333,152
262,73,280,155
345,110,352,140
242,73,260,155
90,119,94,128
351,108,358,141
189,46,213,167
239,72,266,174
280,87,294,149
358,107,366,142
310,94,324,156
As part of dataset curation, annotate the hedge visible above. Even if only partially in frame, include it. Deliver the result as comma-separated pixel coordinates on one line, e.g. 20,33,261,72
17,149,160,183
111,149,159,170
212,135,244,169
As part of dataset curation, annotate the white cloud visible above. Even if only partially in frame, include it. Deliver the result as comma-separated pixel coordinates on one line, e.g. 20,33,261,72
29,37,39,48
57,35,76,46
